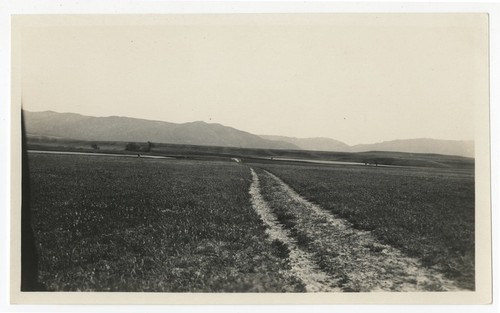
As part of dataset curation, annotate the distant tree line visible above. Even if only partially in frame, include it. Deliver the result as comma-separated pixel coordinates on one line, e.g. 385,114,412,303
363,159,379,166
125,141,155,152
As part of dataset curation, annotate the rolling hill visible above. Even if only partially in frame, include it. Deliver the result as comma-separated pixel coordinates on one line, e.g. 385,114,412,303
24,110,474,157
23,110,299,150
260,135,473,158
350,138,474,158
260,135,351,152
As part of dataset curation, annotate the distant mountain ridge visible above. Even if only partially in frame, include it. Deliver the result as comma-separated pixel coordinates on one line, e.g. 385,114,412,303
24,110,474,157
260,135,351,152
23,110,299,150
261,134,473,158
350,138,474,158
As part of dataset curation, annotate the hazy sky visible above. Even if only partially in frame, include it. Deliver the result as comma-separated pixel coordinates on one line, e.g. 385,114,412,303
17,14,487,145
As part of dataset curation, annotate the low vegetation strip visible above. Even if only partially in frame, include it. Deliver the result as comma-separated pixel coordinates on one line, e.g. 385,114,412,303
256,168,464,292
249,169,340,292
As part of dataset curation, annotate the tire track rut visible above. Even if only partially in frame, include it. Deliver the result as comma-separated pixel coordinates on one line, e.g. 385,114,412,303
249,168,342,292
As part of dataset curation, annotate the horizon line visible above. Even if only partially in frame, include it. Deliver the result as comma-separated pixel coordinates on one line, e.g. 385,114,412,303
22,108,475,146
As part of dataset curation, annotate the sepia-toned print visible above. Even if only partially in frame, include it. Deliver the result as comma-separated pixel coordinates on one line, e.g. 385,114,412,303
11,13,491,304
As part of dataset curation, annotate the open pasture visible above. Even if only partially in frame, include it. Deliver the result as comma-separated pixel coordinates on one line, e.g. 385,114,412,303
27,153,304,292
250,162,475,289
27,151,475,292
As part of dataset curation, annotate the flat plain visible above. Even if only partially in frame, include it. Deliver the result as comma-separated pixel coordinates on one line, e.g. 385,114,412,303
28,153,304,291
26,146,475,292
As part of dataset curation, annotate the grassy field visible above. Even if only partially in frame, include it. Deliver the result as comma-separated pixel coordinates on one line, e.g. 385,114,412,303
28,153,304,292
26,149,475,291
250,162,475,289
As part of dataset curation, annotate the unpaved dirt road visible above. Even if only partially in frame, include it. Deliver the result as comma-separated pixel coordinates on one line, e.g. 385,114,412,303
248,167,464,292
250,169,342,292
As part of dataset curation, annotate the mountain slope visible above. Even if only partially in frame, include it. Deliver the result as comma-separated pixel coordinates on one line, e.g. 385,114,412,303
24,110,474,157
350,138,474,158
260,135,351,152
260,135,473,158
23,110,299,150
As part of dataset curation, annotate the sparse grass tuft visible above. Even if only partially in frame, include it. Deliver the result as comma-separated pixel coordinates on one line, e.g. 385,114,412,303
271,239,290,259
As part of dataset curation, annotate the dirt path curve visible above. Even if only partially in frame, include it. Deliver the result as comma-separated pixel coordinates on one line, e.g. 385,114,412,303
249,167,464,292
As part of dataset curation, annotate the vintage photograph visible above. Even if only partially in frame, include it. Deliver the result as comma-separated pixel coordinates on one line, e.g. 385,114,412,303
11,13,491,303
